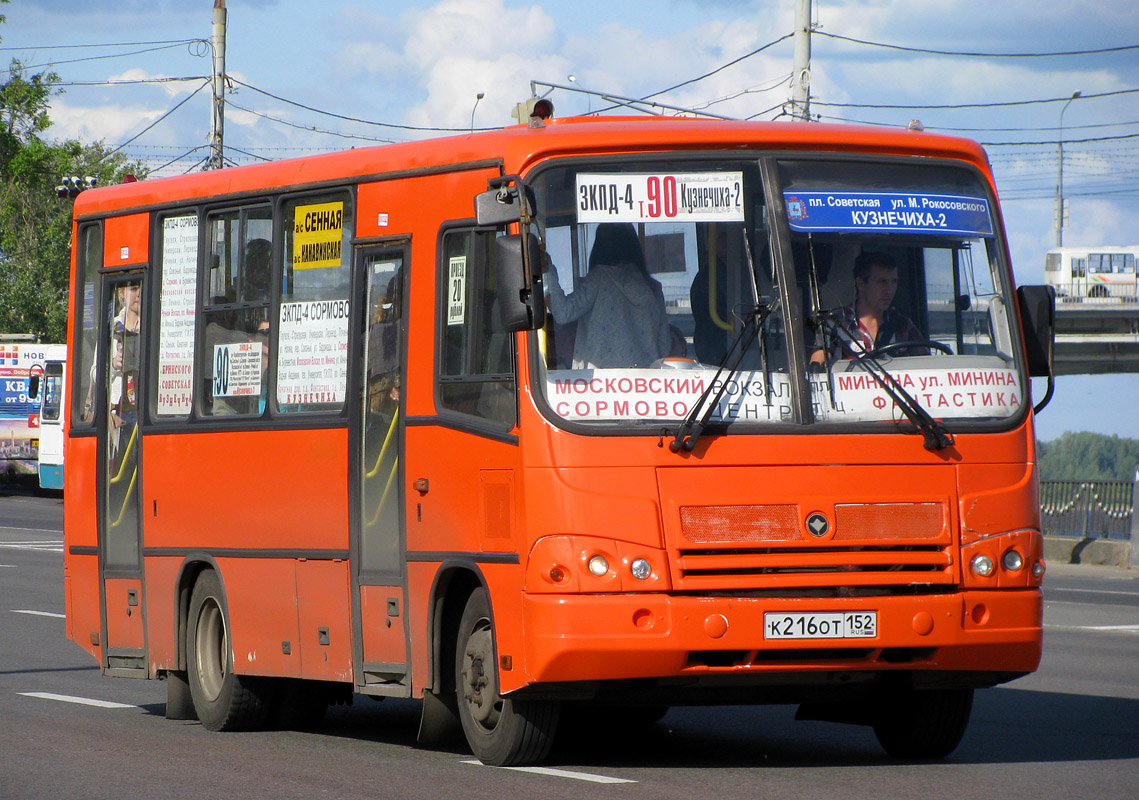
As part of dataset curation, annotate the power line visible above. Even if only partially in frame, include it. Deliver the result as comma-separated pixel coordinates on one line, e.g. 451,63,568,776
814,31,1139,58
226,100,399,144
640,33,794,101
0,41,208,76
229,77,493,133
818,113,1139,135
983,131,1139,148
49,76,209,87
0,39,205,51
97,80,211,166
814,86,1139,111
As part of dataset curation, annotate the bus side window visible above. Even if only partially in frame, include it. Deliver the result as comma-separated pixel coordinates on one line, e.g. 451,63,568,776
200,206,273,417
74,223,102,427
438,228,516,427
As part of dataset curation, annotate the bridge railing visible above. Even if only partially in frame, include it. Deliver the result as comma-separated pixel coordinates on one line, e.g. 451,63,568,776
1040,480,1134,540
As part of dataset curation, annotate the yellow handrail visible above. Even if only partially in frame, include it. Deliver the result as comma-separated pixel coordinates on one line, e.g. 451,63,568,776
109,425,137,485
110,466,138,528
366,408,399,479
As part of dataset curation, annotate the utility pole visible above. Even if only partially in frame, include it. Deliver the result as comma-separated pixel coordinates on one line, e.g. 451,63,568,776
207,0,227,170
789,0,812,121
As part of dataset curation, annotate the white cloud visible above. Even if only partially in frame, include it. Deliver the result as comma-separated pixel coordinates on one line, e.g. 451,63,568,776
46,98,163,143
394,0,566,129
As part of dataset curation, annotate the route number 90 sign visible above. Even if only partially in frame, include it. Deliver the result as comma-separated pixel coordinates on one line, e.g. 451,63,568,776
576,172,745,224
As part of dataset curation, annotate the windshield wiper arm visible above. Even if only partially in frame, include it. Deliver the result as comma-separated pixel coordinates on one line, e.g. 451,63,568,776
813,313,954,451
670,297,779,453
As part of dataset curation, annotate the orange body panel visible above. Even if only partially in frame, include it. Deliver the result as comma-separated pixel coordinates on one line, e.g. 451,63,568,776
359,585,408,669
103,212,150,266
295,558,352,682
64,553,101,661
103,578,146,650
141,429,348,551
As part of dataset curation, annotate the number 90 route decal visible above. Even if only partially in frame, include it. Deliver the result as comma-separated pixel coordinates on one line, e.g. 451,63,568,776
576,172,745,223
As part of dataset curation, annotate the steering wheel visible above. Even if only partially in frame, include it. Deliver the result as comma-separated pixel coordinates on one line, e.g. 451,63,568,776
865,339,953,359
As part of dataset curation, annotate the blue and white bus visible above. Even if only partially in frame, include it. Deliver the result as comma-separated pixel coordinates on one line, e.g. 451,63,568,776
0,342,66,486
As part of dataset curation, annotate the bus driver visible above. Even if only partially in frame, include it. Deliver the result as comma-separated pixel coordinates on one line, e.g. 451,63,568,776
811,250,928,364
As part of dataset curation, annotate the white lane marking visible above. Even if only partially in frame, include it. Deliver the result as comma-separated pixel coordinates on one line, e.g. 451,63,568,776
12,610,65,619
18,692,137,709
0,564,16,568
0,540,64,553
1046,624,1139,634
462,761,635,784
1046,587,1139,598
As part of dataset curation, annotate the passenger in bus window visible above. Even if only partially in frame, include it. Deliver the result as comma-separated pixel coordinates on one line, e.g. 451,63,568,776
109,283,141,461
253,319,270,415
544,222,672,369
810,251,928,364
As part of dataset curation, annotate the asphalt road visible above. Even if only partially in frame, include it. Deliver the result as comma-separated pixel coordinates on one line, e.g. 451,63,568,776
1,487,1137,800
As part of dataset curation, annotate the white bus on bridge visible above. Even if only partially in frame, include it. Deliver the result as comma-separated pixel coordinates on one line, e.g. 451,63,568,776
1045,245,1139,301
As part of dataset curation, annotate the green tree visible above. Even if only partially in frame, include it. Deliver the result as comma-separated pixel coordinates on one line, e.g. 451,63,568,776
1037,432,1139,482
0,53,144,342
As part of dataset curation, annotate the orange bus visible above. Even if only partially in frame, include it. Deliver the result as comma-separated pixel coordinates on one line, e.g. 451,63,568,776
63,111,1056,766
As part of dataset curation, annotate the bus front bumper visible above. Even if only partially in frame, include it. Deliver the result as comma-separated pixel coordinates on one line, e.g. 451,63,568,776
515,589,1042,693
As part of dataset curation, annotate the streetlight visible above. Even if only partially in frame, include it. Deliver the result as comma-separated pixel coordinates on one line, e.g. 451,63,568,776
1055,91,1081,247
470,92,485,133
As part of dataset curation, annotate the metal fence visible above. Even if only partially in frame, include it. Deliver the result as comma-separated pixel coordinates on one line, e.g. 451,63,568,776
1040,480,1135,540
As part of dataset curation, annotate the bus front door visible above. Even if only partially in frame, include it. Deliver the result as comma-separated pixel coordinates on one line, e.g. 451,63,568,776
351,246,410,694
97,275,147,674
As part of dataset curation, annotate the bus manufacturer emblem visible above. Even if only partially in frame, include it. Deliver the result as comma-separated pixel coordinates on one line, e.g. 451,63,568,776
805,512,830,538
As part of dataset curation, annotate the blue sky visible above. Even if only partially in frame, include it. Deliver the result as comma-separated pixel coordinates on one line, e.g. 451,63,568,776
3,0,1137,440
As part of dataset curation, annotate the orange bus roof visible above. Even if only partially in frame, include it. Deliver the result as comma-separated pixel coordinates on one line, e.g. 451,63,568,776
73,116,991,219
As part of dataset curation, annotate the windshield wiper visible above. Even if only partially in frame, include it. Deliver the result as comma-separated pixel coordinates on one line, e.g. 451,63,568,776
670,297,779,453
811,310,954,452
672,231,778,453
803,235,952,452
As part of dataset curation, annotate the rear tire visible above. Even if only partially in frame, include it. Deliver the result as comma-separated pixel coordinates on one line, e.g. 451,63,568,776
872,688,973,759
186,570,274,731
455,587,559,766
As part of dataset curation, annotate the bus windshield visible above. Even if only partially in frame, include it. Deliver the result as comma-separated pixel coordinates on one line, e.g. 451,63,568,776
531,155,1025,432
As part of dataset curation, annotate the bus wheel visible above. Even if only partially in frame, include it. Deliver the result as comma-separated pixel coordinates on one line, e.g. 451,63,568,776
455,587,559,766
186,570,273,731
872,687,973,759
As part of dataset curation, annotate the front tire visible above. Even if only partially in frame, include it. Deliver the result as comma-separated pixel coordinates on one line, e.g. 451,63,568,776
455,587,559,766
872,688,973,759
186,570,273,731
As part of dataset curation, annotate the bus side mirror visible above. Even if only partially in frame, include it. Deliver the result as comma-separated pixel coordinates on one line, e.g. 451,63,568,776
475,175,534,227
476,187,521,226
494,233,547,332
1017,284,1055,378
28,375,40,400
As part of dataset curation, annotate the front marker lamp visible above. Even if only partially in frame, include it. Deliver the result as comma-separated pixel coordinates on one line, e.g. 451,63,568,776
630,558,652,580
971,554,995,578
587,554,609,577
1002,549,1025,572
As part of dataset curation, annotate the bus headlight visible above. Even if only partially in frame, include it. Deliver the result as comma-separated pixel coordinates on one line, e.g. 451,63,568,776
971,554,995,577
588,554,609,577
